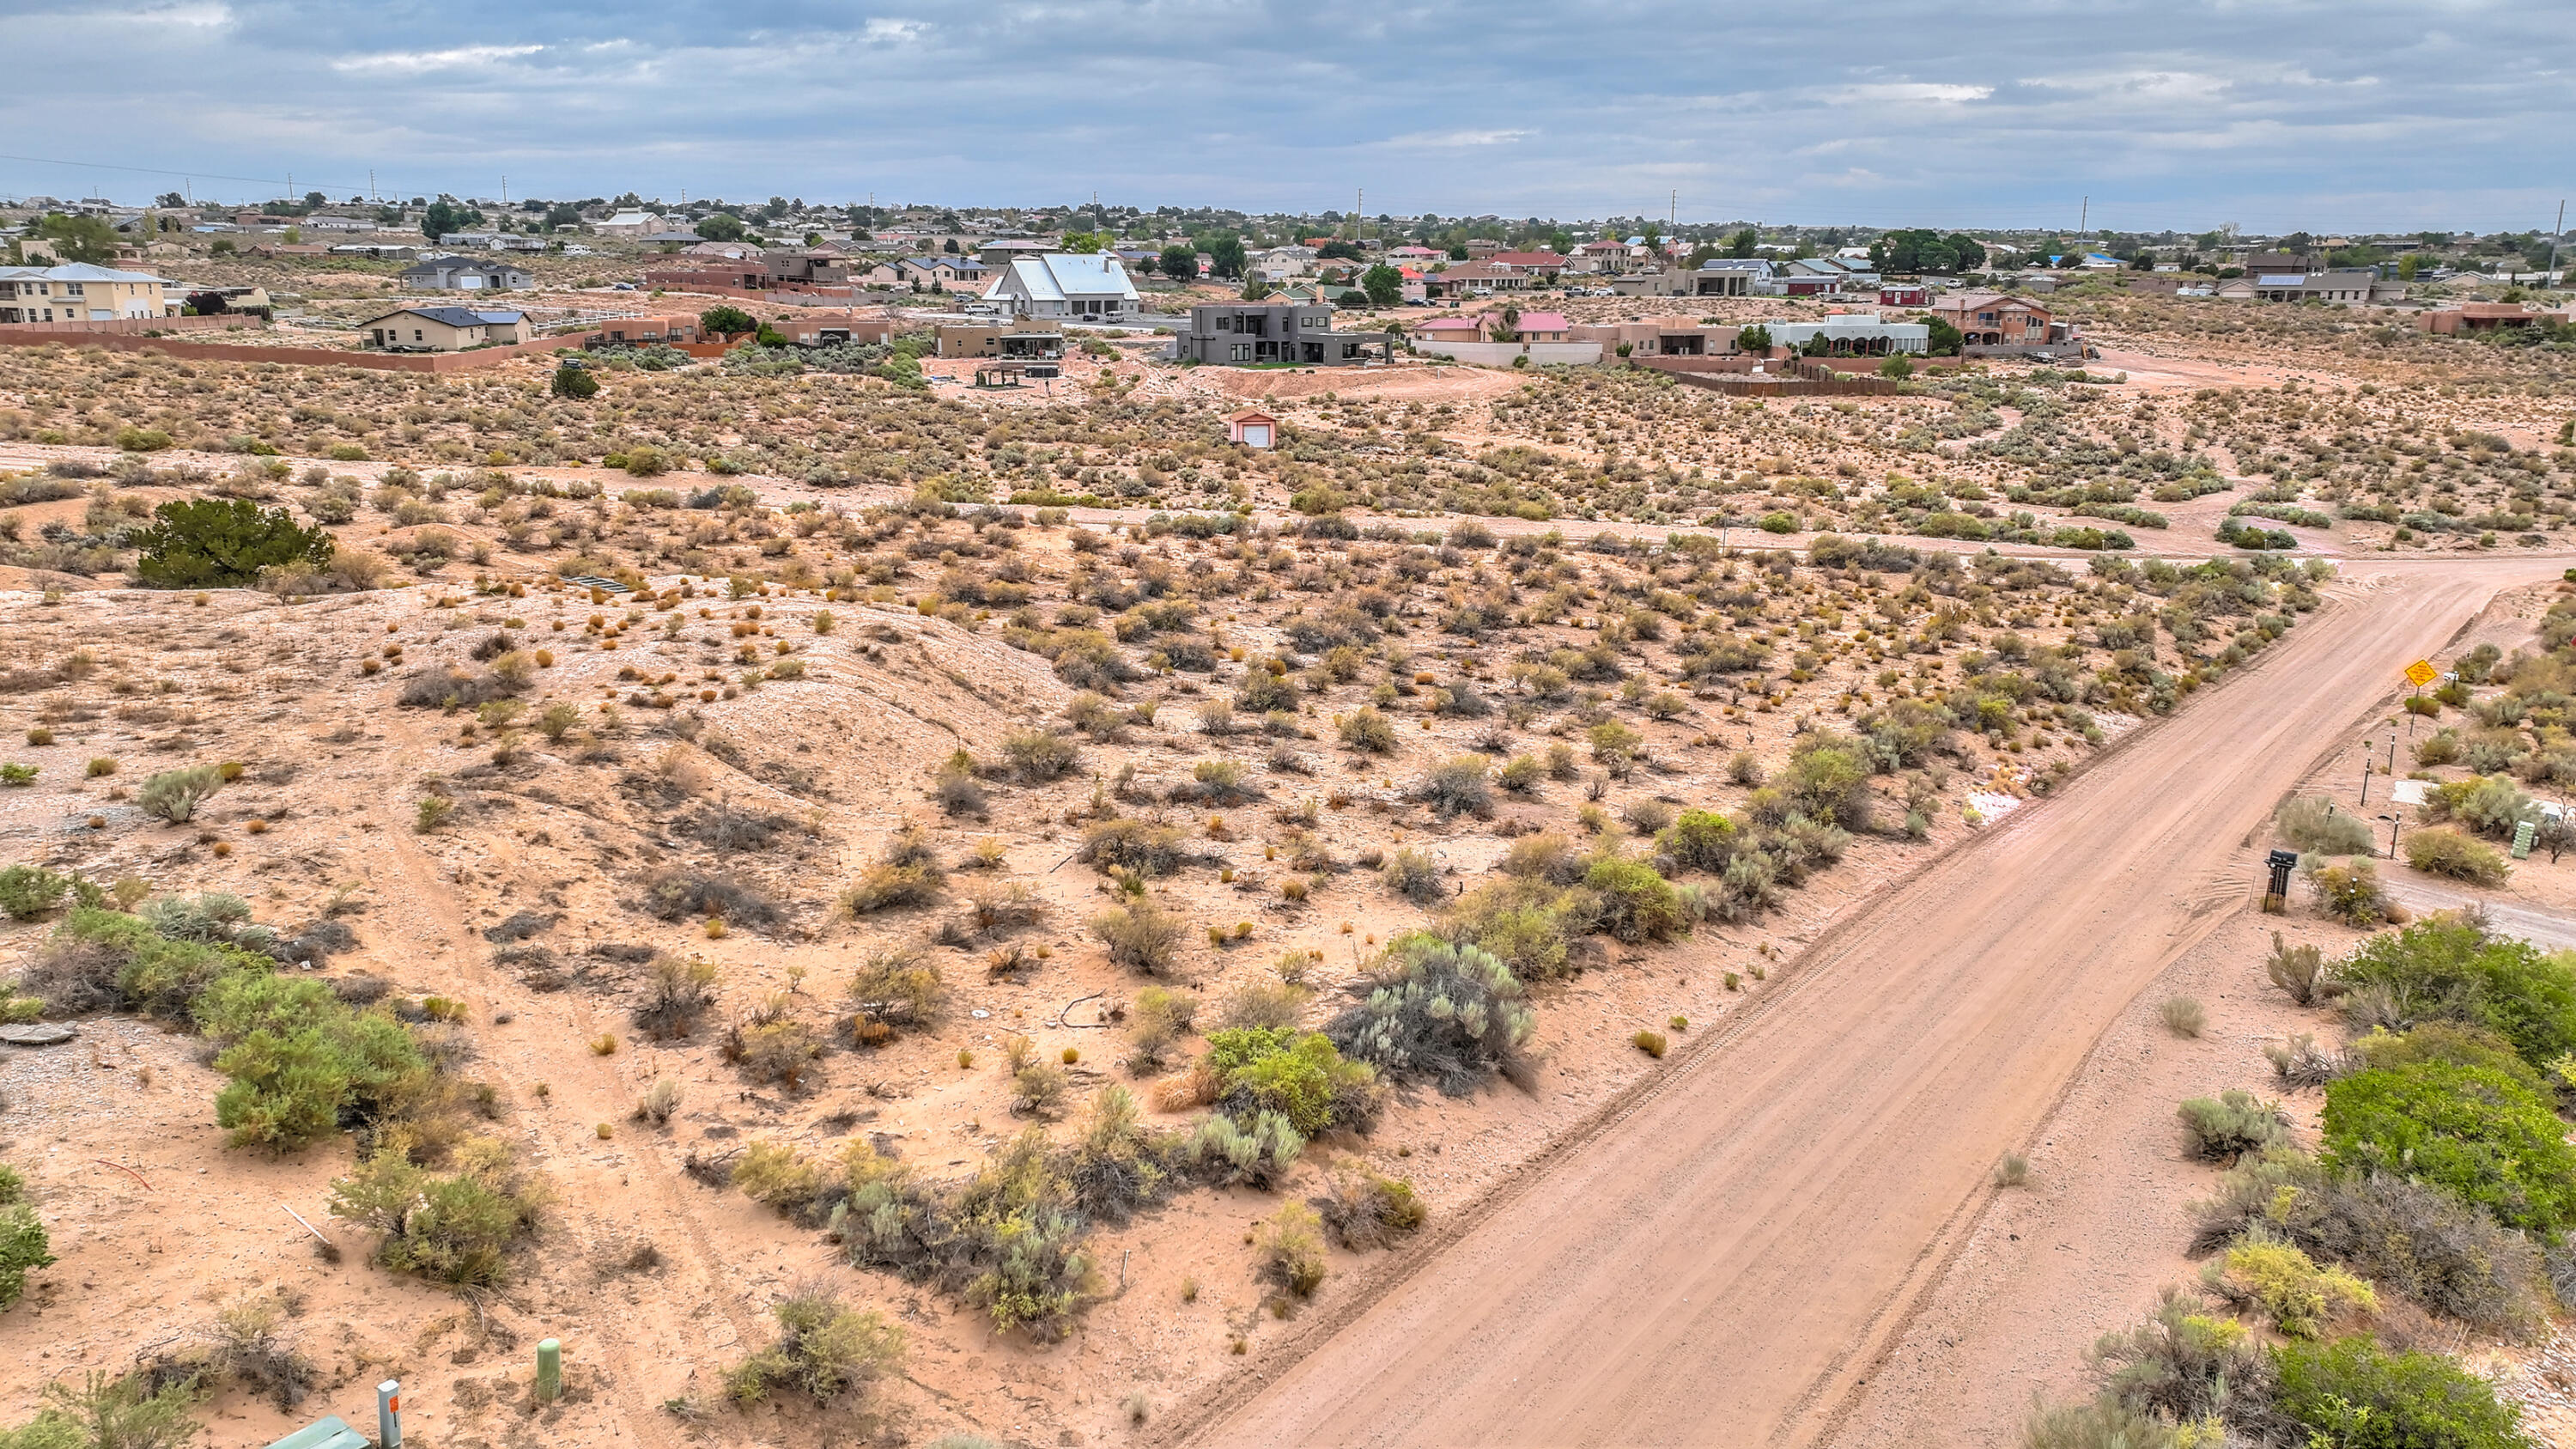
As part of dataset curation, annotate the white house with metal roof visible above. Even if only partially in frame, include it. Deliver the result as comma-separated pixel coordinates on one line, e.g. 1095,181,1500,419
981,253,1139,321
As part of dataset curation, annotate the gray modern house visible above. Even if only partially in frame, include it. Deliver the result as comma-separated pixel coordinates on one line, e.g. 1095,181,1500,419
1172,302,1393,366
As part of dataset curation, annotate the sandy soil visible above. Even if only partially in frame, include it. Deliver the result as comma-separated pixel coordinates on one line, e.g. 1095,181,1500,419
1162,555,2563,1447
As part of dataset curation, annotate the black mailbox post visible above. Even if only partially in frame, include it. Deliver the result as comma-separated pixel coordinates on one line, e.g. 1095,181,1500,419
2263,848,2300,913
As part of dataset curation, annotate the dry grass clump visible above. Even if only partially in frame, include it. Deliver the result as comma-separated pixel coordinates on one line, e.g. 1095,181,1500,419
842,826,945,914
1320,1172,1425,1251
2176,1089,2288,1161
1094,897,1186,975
633,954,720,1040
645,870,784,928
1258,1201,1327,1297
845,947,946,1038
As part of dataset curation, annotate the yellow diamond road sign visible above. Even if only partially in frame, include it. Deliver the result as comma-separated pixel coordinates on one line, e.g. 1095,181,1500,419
2405,659,2438,688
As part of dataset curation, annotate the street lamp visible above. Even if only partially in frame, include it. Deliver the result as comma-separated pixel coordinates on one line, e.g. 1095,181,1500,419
2377,812,2400,860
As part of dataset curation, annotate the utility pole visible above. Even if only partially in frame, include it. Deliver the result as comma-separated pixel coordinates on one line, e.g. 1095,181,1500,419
501,175,508,205
2549,199,2566,289
1670,189,1676,230
2078,196,2087,251
368,169,376,203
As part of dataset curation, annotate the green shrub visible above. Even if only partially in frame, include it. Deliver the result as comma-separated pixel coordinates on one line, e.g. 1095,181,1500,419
2307,860,2396,928
2202,1233,2375,1337
2334,921,2576,1067
2017,1397,2183,1449
2408,829,2511,886
1093,897,1185,974
550,362,598,399
1124,984,1196,1068
1339,707,1396,753
2278,796,2374,855
2269,1336,2530,1449
2191,1150,2546,1331
0,1170,52,1308
328,1137,545,1286
137,765,224,824
0,866,71,921
2424,775,2535,841
1001,729,1079,782
1439,877,1588,981
1328,937,1534,1093
2087,1284,2263,1424
1204,1028,1378,1135
724,1290,903,1408
1661,810,1737,872
131,499,333,589
844,948,944,1032
1257,1201,1327,1296
1583,857,1686,942
204,973,428,1149
2176,1088,2287,1160
2323,1061,2576,1233
20,1373,197,1449
1417,755,1490,817
1382,847,1443,904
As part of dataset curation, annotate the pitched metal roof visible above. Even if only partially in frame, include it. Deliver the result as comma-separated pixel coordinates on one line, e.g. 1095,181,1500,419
985,253,1137,302
367,305,523,327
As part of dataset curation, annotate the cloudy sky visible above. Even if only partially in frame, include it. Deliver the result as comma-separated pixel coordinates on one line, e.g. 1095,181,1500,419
3,0,2567,232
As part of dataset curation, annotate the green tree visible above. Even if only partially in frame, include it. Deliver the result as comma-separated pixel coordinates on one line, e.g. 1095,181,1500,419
695,211,747,242
1726,228,1759,258
1736,323,1772,353
1880,354,1914,381
1318,240,1361,261
699,304,757,337
1360,263,1403,307
1059,231,1107,253
33,214,118,265
1158,244,1199,281
1925,316,1964,356
420,198,482,242
1197,233,1247,279
550,362,598,399
130,499,334,590
1493,303,1521,341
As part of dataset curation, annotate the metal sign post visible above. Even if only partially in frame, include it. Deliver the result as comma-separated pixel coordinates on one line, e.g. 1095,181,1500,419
377,1382,400,1449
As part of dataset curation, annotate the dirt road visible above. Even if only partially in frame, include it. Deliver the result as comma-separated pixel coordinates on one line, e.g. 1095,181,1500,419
1174,557,2558,1449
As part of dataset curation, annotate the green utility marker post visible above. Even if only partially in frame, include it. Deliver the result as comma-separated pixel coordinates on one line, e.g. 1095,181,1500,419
2514,820,2537,859
536,1339,562,1403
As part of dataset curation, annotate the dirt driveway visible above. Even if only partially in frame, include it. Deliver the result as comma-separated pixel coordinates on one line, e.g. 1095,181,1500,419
1164,554,2563,1448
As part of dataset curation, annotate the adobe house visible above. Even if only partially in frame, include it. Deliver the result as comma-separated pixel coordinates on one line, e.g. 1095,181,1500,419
769,312,893,346
588,315,702,346
1228,408,1279,448
937,322,1066,359
2417,303,2551,334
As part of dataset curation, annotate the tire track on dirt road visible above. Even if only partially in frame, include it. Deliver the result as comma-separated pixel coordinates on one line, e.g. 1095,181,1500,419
364,708,769,1442
1166,556,2557,1449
